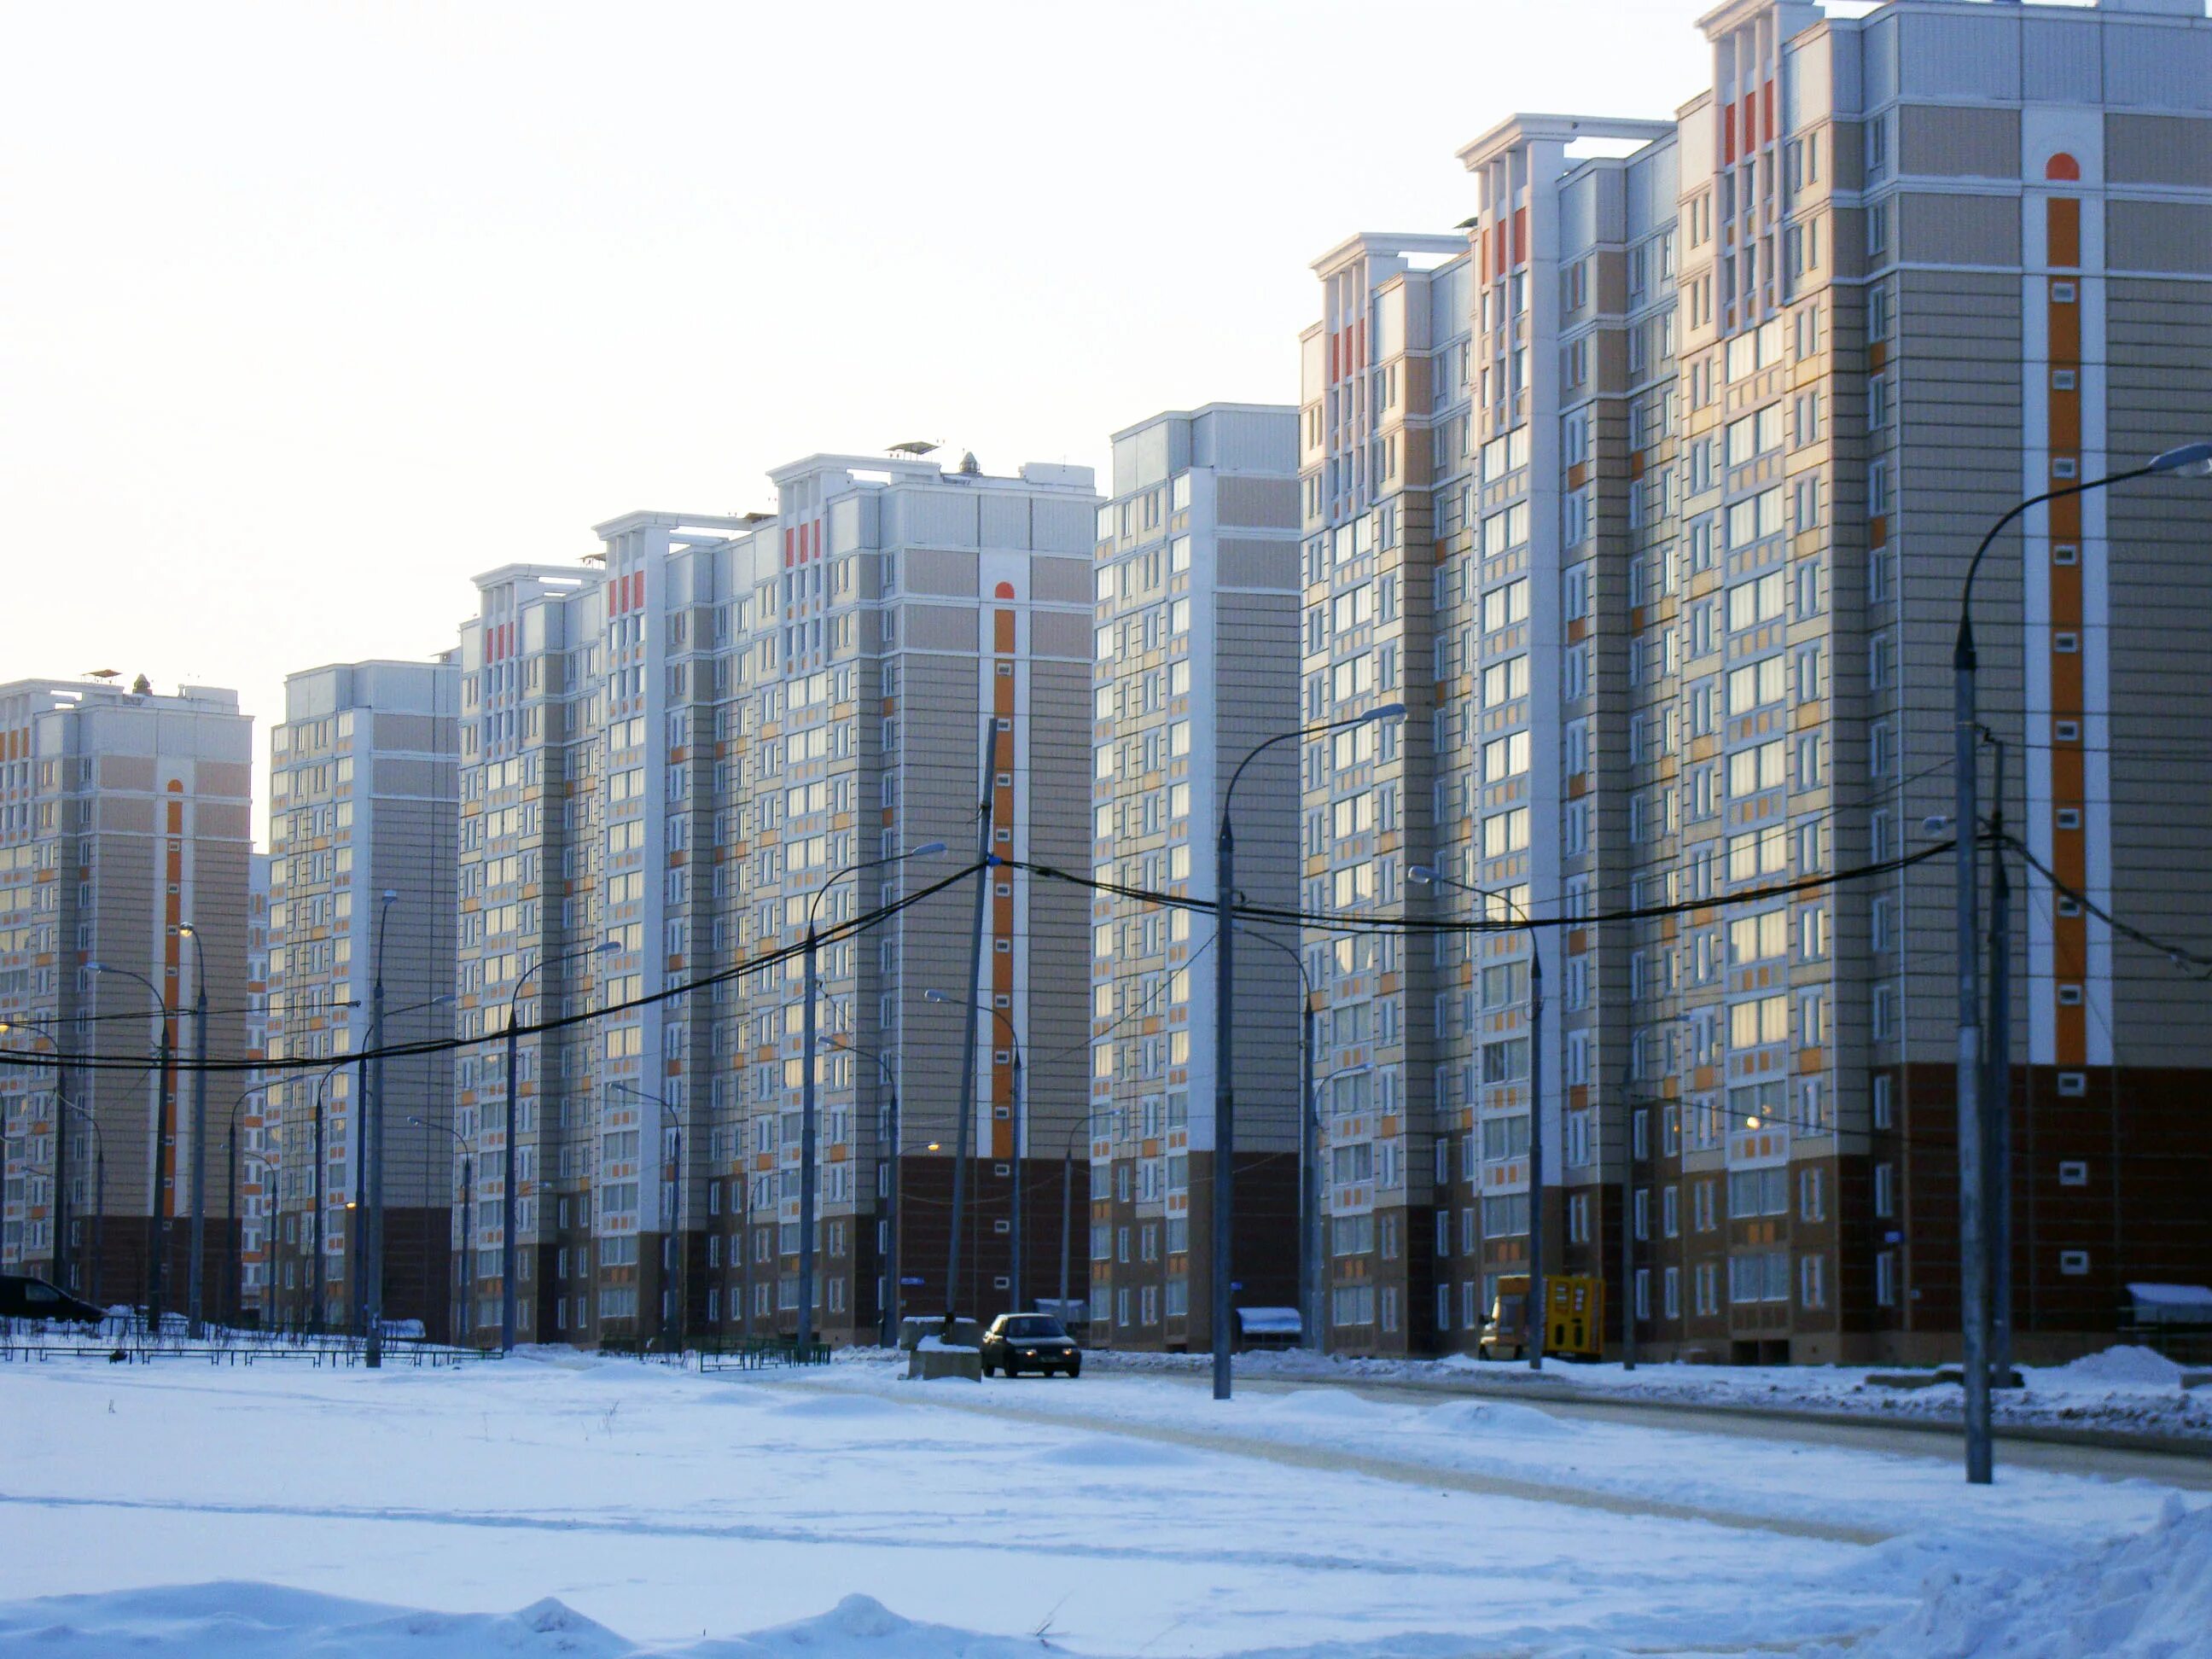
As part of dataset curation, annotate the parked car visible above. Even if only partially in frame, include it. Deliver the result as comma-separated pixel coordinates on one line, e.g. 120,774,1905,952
981,1313,1080,1378
0,1274,106,1325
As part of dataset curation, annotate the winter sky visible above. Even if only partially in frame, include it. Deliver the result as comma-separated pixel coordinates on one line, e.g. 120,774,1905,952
4,0,1710,820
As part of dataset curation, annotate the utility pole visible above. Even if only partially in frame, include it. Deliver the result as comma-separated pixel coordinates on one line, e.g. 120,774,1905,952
1210,800,1237,1400
800,913,821,1350
311,1070,329,1335
1984,736,2013,1382
1621,1072,1637,1372
500,980,523,1352
184,931,210,1339
1010,1048,1024,1315
945,716,995,1336
366,891,397,1369
1058,1120,1078,1321
882,1076,900,1347
1524,942,1545,1373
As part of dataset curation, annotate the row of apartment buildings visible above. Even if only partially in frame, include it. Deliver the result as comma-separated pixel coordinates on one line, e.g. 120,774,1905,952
5,0,2207,1365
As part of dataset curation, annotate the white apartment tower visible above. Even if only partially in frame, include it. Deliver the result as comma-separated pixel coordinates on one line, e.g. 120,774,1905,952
264,658,460,1335
0,677,253,1318
451,451,1099,1348
1086,405,1307,1349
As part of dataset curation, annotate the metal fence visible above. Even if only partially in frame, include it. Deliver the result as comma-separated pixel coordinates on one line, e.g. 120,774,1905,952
0,1316,489,1368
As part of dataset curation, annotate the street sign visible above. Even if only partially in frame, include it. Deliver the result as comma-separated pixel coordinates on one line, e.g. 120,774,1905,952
899,1276,925,1287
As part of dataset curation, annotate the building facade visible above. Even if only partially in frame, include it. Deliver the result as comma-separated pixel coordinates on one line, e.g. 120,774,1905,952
264,659,460,1335
1307,0,2212,1364
0,677,253,1318
450,451,1098,1348
1086,404,1306,1351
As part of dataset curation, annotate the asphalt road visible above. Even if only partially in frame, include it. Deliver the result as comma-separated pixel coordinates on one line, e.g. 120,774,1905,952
1222,1369,2212,1491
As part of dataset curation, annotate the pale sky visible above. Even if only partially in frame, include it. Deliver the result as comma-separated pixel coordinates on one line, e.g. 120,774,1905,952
2,1,1711,836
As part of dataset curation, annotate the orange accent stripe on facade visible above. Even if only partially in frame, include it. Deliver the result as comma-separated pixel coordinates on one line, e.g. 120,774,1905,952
990,604,1016,1161
2046,195,2087,1066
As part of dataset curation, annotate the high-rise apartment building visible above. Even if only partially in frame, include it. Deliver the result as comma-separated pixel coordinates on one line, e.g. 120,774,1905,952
1086,405,1307,1349
264,659,459,1335
0,677,253,1317
1300,234,1476,1353
451,451,1098,1348
1307,0,2212,1365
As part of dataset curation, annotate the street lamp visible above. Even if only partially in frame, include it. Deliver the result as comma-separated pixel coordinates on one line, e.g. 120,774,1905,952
1214,703,1404,1400
1410,863,1545,1373
410,1115,473,1347
226,1083,276,1327
1230,924,1321,1352
90,961,172,1333
503,938,620,1354
1055,1116,1086,1327
174,924,213,1339
364,889,400,1371
307,1061,353,1336
923,988,1024,1314
825,1032,900,1347
611,1080,686,1353
797,841,944,1352
1949,438,2212,1484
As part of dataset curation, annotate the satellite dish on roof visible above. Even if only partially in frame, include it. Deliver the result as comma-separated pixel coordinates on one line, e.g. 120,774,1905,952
87,669,119,680
888,439,940,457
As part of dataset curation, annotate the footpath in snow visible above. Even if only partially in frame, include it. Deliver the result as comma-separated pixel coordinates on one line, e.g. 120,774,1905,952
0,1350,2206,1656
1077,1341,2212,1442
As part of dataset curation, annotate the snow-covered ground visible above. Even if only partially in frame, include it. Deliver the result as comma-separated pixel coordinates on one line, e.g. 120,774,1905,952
1,1351,2206,1656
1079,1342,2212,1441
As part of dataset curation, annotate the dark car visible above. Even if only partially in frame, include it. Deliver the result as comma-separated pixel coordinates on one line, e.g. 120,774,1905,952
0,1274,106,1325
981,1313,1080,1378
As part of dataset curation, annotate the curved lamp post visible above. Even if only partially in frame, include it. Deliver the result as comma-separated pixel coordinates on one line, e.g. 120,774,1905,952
90,961,171,1333
796,841,944,1350
501,938,620,1354
1947,438,2211,1483
1213,704,1403,1400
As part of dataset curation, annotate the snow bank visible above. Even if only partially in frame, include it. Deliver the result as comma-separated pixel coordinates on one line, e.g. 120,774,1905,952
1423,1398,1575,1440
1248,1387,1391,1422
2034,1346,2186,1388
0,1586,1059,1657
717,1592,1051,1655
1814,1499,2212,1659
0,1582,632,1656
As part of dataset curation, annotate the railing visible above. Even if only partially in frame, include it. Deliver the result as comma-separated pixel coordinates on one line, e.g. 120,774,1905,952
696,1336,833,1372
0,1316,489,1368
